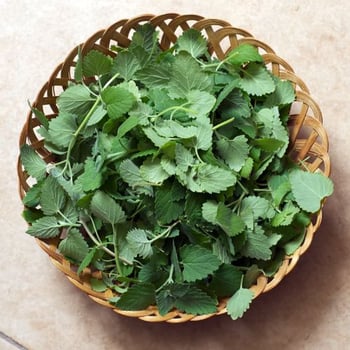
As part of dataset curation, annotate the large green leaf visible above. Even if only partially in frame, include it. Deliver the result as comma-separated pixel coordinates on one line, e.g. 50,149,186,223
20,144,47,181
101,86,135,119
289,170,334,212
177,28,208,58
58,228,89,262
40,176,66,215
82,50,113,77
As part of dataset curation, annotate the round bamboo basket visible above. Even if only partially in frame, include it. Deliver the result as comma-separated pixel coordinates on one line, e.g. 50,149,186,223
18,13,331,323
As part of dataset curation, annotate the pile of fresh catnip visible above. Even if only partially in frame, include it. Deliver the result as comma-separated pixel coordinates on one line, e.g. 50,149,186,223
20,24,333,320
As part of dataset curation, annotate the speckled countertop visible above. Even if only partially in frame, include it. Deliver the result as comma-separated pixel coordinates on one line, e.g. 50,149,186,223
1,1,348,349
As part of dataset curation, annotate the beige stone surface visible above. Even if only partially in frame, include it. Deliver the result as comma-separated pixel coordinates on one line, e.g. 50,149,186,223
0,0,348,349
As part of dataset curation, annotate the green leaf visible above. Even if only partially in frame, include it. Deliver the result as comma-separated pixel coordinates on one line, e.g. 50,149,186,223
240,228,276,260
114,283,155,310
155,180,185,224
253,138,285,152
284,231,306,255
20,144,47,180
117,115,139,138
216,203,245,236
29,104,49,130
180,244,221,282
271,202,300,227
136,63,170,88
90,190,126,224
112,51,141,81
268,174,291,206
168,52,213,98
130,23,158,53
240,157,254,179
57,84,95,116
216,135,249,172
22,208,43,224
126,229,153,259
175,144,195,172
177,28,208,58
174,286,217,315
289,170,334,213
58,228,89,262
265,79,295,107
101,86,135,119
226,44,263,66
86,105,107,126
140,158,171,185
180,163,236,194
193,118,213,151
90,278,108,292
201,201,218,224
23,180,44,208
77,247,97,274
26,216,61,238
76,158,103,192
226,286,254,320
241,195,275,219
48,112,78,147
40,176,66,215
82,50,113,77
239,63,275,96
219,88,251,119
209,264,243,297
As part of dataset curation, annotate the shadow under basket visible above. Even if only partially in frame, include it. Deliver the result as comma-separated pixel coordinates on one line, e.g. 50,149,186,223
17,13,331,323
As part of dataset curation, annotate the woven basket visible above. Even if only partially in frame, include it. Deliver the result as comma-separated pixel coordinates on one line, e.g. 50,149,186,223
18,13,331,323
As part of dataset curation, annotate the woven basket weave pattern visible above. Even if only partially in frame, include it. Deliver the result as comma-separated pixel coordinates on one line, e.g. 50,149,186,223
18,14,330,323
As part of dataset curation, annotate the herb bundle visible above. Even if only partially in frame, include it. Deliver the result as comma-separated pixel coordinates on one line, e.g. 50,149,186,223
20,24,333,320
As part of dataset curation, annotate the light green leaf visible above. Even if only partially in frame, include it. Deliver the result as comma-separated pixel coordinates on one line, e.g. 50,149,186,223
26,216,61,238
226,286,254,320
136,63,170,88
271,201,300,227
180,244,221,282
82,50,113,77
86,105,107,126
101,86,135,119
240,157,254,179
90,190,126,224
117,115,139,138
140,158,171,185
239,63,275,96
216,135,249,172
20,144,47,181
76,158,103,192
177,28,208,58
268,174,291,206
240,228,275,260
112,51,141,81
241,196,275,219
114,283,155,310
57,84,95,116
175,144,195,172
90,278,108,292
186,90,216,119
202,201,218,224
226,44,263,66
126,229,153,259
253,138,285,153
40,176,66,215
156,120,197,139
216,203,245,236
48,112,78,147
194,118,213,151
289,170,334,213
58,228,89,262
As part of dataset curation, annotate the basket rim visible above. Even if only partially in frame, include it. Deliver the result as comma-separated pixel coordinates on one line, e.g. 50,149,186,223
17,13,331,323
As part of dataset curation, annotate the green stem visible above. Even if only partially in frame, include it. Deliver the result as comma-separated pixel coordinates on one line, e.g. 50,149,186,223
212,117,235,131
150,220,180,243
156,264,174,293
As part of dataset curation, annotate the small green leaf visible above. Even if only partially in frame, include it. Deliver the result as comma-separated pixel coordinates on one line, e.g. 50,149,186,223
26,216,61,238
240,228,275,260
177,28,208,58
20,144,47,181
126,229,153,259
114,283,155,310
268,174,291,206
40,176,66,215
241,196,275,219
101,86,135,119
23,180,44,207
90,278,108,292
219,88,251,119
253,138,285,152
46,112,77,148
289,170,334,213
284,231,306,255
226,286,254,320
216,203,245,236
265,79,295,107
226,44,263,66
117,115,139,138
77,247,97,274
76,158,103,192
239,63,275,96
240,157,254,179
90,191,126,224
175,144,195,172
82,50,113,77
180,244,221,282
86,105,107,126
58,228,89,262
140,158,171,185
271,202,300,227
136,63,170,88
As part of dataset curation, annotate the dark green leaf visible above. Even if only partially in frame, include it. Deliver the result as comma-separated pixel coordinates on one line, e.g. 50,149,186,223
40,176,66,215
26,216,61,238
209,264,243,297
112,51,141,81
82,50,113,77
114,283,155,310
20,144,47,181
58,228,89,262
